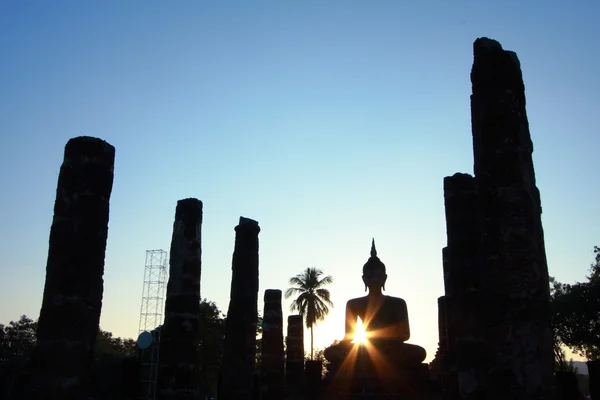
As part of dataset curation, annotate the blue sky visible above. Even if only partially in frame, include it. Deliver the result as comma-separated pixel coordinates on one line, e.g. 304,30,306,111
1,1,598,362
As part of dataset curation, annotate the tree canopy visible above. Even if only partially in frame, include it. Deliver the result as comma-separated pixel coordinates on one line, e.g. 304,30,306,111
0,298,231,399
550,246,600,361
0,315,138,399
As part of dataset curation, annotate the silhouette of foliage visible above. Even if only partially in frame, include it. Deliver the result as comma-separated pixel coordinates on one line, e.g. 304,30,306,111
89,329,136,398
0,315,37,398
0,315,137,399
0,300,232,399
199,298,226,397
550,246,600,361
285,267,333,360
197,299,263,395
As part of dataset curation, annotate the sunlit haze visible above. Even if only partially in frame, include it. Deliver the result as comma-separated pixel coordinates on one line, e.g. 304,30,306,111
1,2,599,362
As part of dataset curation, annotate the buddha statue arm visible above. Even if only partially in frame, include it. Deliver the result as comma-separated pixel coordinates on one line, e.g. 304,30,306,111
396,299,410,342
344,301,356,342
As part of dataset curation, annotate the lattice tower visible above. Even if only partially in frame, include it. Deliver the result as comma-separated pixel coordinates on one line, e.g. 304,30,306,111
138,249,168,400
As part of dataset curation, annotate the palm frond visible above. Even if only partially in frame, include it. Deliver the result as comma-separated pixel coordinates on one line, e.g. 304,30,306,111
284,286,304,299
316,288,334,307
288,276,307,290
316,274,333,288
312,296,330,323
289,292,309,314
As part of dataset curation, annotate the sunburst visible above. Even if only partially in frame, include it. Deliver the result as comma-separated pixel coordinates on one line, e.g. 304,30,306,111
352,316,369,345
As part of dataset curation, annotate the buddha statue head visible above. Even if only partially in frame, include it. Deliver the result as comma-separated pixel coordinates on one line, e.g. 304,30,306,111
362,239,387,293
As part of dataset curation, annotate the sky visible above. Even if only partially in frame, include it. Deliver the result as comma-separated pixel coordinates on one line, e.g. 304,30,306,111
1,1,599,363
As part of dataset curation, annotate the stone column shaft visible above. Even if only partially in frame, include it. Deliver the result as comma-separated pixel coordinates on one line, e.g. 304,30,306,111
158,198,203,400
220,217,260,400
286,314,305,392
261,289,284,400
587,361,599,400
438,296,449,356
471,37,554,399
442,173,484,399
25,136,115,399
442,173,479,297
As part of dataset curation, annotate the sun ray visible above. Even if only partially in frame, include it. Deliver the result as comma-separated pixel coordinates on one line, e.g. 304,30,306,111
352,317,368,344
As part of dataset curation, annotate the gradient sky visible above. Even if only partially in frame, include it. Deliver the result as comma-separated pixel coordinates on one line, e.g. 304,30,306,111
1,1,599,362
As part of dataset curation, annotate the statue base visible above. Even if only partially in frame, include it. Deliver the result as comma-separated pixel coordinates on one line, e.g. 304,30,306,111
323,342,430,399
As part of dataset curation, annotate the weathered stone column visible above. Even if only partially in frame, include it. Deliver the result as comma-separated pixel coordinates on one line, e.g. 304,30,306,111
261,289,284,400
554,371,582,400
587,361,599,400
24,136,115,399
121,356,140,400
220,217,260,400
442,173,479,298
285,314,305,392
157,198,203,400
471,37,554,399
437,295,454,400
442,173,485,399
438,296,449,357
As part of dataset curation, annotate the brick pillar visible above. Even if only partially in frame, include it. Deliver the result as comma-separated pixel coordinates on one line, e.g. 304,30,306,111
157,198,203,400
261,289,284,400
25,136,115,399
471,37,554,399
442,173,485,399
286,314,305,393
220,217,260,400
587,361,599,400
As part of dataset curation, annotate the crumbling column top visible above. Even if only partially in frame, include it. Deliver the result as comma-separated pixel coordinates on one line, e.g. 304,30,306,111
236,216,260,233
265,289,282,302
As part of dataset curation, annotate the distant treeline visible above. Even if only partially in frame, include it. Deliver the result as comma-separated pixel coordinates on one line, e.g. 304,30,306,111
0,315,136,399
0,299,244,399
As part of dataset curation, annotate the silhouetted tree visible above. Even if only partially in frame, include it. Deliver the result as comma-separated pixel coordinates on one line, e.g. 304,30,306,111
1,300,245,399
196,299,263,396
550,246,600,361
0,315,37,398
284,267,333,360
0,315,138,400
199,299,226,397
89,329,136,399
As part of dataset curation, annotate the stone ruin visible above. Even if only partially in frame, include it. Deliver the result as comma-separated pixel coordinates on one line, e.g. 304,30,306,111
157,198,204,400
438,37,555,400
261,289,285,400
219,217,261,400
17,136,115,400
13,36,588,400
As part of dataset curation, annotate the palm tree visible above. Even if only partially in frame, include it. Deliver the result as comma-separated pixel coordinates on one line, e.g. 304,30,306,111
284,267,333,360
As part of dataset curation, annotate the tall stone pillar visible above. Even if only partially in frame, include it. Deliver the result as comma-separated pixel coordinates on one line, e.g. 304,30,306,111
437,296,448,358
587,361,599,400
554,371,582,400
286,314,305,392
220,217,260,400
24,136,115,399
442,173,479,298
471,37,554,399
261,289,284,400
437,295,454,400
157,198,203,400
441,173,485,399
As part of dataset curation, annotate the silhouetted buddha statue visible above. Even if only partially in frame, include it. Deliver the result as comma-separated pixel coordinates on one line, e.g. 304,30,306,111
324,240,426,367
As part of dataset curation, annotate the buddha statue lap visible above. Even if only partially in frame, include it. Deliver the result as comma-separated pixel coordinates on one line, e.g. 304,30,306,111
324,240,427,389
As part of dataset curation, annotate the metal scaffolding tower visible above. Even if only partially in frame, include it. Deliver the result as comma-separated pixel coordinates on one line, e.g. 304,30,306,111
138,249,168,400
